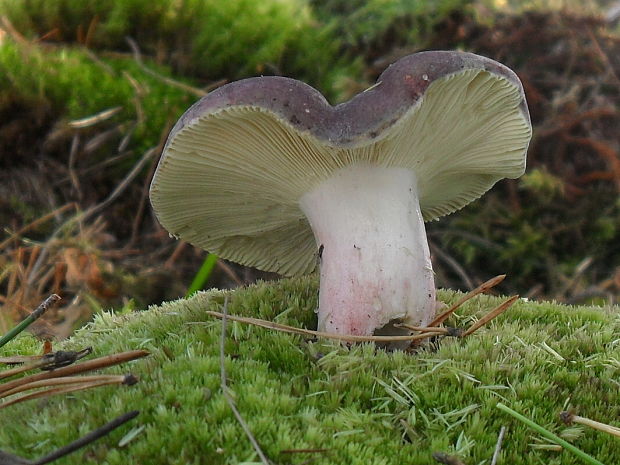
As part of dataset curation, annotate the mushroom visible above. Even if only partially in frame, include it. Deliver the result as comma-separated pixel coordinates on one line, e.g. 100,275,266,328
149,51,532,340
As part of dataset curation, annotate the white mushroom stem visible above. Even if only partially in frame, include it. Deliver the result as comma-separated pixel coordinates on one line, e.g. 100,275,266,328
299,164,436,337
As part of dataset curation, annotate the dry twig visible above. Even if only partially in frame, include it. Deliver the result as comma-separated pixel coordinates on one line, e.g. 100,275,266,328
0,350,148,395
0,374,137,409
0,348,92,380
67,107,122,129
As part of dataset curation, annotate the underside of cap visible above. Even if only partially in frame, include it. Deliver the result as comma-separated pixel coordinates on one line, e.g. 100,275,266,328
150,52,532,276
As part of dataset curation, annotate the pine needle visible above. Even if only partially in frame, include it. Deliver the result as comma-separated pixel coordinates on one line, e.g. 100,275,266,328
0,350,148,395
205,311,439,343
0,374,132,399
0,375,137,409
428,275,506,327
461,296,519,338
561,411,620,439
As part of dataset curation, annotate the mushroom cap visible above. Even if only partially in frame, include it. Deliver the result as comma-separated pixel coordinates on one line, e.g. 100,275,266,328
150,51,532,276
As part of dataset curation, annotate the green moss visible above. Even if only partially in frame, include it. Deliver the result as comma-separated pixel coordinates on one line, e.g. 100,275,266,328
1,276,619,464
520,168,565,199
311,0,474,57
0,0,350,97
0,0,479,103
0,40,195,154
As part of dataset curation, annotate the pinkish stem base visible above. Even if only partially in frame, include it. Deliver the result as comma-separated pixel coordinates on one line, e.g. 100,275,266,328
299,164,436,338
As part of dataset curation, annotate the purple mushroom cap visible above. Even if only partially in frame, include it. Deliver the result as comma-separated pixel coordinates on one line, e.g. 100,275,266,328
150,50,531,339
151,50,530,277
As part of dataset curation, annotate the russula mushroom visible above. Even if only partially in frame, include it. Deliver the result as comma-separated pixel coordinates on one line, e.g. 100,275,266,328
150,51,532,339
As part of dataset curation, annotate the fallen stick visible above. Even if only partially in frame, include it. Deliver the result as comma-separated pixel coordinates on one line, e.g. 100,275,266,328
0,375,137,409
0,350,148,395
0,348,92,380
0,374,130,399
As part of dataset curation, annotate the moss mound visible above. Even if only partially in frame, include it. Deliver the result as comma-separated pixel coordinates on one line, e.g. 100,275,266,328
1,277,619,464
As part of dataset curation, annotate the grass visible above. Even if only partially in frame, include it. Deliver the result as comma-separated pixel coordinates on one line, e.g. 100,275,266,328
186,253,219,298
1,275,619,464
0,0,357,103
496,403,605,465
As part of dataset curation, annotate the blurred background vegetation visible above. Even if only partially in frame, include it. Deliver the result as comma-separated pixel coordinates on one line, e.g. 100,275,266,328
0,0,618,339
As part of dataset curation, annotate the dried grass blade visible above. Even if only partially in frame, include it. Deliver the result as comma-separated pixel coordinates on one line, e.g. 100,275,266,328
490,426,507,465
125,37,210,98
67,107,122,128
0,203,76,251
395,324,450,334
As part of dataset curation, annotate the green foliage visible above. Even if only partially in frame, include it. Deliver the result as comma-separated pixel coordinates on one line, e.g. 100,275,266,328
1,276,619,464
496,403,605,465
0,0,477,102
520,168,564,199
431,180,620,297
0,0,481,156
310,0,475,58
186,253,219,297
0,40,194,154
0,0,346,93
